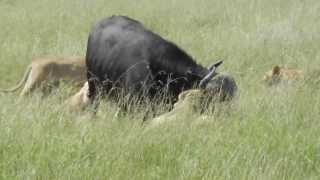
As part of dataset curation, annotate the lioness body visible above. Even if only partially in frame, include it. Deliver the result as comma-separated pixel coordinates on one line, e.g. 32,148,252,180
263,66,303,85
1,56,86,96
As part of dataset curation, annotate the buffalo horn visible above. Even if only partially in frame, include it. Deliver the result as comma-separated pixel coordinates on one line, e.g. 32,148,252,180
208,60,223,71
199,60,223,88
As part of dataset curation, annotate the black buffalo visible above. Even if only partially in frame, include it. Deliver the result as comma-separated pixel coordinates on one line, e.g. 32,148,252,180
86,16,232,107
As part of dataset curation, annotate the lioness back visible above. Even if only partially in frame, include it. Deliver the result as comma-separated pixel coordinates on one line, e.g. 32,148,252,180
31,56,86,84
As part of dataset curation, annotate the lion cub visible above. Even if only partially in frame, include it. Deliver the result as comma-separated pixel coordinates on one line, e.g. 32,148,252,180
263,65,303,85
0,56,86,96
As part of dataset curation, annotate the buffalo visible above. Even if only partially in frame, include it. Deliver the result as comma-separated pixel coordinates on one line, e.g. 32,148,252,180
85,16,237,111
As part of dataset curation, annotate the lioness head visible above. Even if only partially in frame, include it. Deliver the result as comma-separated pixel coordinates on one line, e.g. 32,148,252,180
148,74,237,127
174,74,237,113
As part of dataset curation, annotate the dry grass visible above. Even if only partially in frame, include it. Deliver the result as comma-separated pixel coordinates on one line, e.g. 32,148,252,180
0,0,320,179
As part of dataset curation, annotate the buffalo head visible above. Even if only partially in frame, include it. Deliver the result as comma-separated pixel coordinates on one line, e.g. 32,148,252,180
199,61,237,101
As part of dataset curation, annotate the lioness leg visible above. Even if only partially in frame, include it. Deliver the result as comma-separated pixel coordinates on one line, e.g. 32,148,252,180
67,82,90,112
20,66,46,96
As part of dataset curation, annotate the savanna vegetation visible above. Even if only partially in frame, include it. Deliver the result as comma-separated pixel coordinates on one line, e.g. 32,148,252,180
0,0,319,179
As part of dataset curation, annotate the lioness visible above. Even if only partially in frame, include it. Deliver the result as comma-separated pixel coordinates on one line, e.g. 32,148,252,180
0,56,86,96
149,74,238,127
263,65,303,85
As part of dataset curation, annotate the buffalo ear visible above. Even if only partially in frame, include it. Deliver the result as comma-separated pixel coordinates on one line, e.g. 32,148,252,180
208,60,223,71
272,66,281,75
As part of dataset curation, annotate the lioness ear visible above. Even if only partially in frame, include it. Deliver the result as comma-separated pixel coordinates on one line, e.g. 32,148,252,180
272,66,281,75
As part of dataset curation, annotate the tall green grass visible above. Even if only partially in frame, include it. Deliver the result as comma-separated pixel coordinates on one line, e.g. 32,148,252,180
0,0,320,179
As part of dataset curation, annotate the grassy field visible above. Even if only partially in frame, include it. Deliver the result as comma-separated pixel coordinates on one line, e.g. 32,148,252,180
1,0,320,179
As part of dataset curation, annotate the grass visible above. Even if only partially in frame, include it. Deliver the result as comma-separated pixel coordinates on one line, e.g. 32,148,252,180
0,0,320,179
